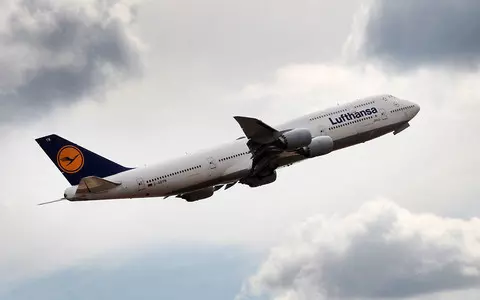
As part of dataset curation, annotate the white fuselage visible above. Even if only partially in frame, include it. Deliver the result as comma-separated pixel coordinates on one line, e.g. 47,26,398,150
65,94,420,201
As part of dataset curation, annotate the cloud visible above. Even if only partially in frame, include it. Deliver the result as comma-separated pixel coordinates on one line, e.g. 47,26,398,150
356,0,480,70
2,60,479,292
240,201,480,300
136,0,362,91
0,1,479,298
239,62,480,115
0,0,143,124
0,245,258,300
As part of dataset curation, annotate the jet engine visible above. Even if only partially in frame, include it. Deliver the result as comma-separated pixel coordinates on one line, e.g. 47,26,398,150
303,136,334,158
241,171,277,188
279,128,312,150
178,187,214,202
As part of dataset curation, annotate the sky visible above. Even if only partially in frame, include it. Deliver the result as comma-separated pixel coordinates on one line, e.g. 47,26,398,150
1,0,480,299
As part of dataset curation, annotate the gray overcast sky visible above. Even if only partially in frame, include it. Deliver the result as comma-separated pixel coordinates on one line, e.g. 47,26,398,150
1,0,480,299
363,0,480,70
0,0,142,124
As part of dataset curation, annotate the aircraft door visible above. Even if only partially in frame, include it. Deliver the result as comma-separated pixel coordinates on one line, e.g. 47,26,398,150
136,178,146,191
393,98,400,107
207,157,217,170
319,126,329,136
380,108,388,120
374,108,388,121
206,157,217,177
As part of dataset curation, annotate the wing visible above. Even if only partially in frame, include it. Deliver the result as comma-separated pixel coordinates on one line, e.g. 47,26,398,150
234,116,297,181
233,116,283,144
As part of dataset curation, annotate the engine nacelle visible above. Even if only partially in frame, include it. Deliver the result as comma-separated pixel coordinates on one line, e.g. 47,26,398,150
179,187,214,202
241,171,277,188
303,136,333,158
279,128,312,151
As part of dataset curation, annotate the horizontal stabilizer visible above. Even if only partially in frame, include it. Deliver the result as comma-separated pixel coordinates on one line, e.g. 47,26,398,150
234,116,281,144
77,176,121,194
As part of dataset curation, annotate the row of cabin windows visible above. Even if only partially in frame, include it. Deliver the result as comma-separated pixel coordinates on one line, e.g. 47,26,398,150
220,151,250,162
391,105,415,113
354,100,375,108
309,108,349,121
146,165,201,183
328,116,374,130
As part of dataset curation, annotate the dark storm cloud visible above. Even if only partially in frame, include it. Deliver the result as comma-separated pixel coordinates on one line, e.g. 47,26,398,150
363,0,480,69
0,0,142,123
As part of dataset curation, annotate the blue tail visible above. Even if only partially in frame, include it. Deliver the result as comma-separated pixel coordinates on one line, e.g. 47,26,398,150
36,134,133,186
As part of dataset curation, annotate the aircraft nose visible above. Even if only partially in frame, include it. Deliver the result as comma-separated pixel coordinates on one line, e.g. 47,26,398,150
402,99,420,119
412,103,420,117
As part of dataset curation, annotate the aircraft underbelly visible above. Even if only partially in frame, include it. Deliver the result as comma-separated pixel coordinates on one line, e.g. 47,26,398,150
332,122,400,150
168,168,250,196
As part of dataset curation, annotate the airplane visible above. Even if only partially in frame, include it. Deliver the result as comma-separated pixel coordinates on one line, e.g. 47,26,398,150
36,94,420,204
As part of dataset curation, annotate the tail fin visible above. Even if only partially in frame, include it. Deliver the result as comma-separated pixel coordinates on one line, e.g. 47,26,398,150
35,134,133,186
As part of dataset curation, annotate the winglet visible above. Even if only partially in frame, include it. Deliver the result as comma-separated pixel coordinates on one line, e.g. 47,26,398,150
233,116,281,144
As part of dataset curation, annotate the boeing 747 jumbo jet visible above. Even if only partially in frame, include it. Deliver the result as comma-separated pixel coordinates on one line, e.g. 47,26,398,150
36,94,420,204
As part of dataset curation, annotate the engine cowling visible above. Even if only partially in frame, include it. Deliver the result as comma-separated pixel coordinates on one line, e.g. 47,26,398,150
179,187,214,202
241,171,277,188
303,136,333,158
279,128,312,150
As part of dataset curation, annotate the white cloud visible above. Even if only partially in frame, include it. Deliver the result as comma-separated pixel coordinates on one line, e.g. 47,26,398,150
2,60,479,293
1,59,479,294
240,63,480,112
134,0,362,90
1,1,479,297
240,200,480,300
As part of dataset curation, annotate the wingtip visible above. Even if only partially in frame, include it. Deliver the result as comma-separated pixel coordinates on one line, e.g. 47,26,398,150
234,116,252,120
234,116,259,126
